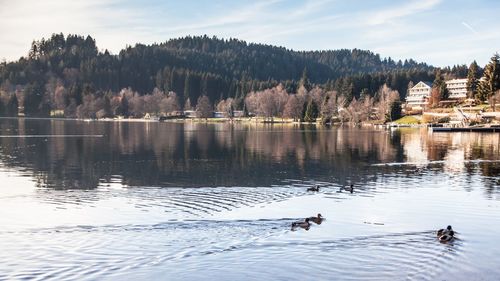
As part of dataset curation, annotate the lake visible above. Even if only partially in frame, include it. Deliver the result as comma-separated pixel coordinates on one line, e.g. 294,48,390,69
0,118,499,280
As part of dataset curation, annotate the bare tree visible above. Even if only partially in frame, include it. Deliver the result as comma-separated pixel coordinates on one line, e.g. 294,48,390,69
128,93,145,117
244,92,259,116
429,87,441,108
76,95,105,119
245,84,289,119
488,90,500,112
347,98,362,123
160,91,180,114
274,84,289,117
337,95,350,123
258,89,276,118
53,84,67,110
320,90,337,121
297,85,308,98
309,86,325,108
361,95,375,120
184,97,193,111
110,95,122,116
143,88,164,115
15,86,24,112
375,84,400,122
216,97,235,117
283,95,303,120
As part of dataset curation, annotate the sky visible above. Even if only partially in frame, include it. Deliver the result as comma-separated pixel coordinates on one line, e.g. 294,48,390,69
0,0,499,67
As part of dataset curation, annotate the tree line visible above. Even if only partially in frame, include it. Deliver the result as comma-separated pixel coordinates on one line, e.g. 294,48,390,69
0,33,497,119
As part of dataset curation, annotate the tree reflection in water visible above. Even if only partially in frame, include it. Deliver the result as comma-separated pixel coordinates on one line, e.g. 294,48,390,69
0,119,498,196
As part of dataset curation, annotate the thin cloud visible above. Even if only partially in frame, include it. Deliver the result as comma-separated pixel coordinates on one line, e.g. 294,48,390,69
367,0,442,25
1,0,500,66
158,0,283,34
462,21,478,35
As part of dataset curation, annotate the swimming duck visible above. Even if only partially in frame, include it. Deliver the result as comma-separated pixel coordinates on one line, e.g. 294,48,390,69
437,225,453,237
291,218,311,230
438,230,455,242
307,213,324,225
307,186,320,192
341,184,354,193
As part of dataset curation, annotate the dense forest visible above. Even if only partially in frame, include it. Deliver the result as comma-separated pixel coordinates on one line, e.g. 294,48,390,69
0,33,487,118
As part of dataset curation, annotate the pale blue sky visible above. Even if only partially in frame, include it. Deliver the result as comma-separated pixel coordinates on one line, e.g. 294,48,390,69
1,0,499,67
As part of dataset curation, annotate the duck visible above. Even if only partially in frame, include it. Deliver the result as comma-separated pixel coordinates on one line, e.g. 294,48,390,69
341,184,354,193
291,218,311,230
437,225,453,237
438,230,455,242
307,213,324,225
307,185,320,192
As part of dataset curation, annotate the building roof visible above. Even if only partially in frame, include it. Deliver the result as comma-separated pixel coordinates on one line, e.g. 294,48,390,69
411,81,432,89
445,78,467,84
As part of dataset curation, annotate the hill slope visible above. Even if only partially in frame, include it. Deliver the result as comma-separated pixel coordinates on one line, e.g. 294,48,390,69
0,34,442,117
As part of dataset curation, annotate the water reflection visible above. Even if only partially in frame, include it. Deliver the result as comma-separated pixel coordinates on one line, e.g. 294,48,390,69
1,118,499,281
0,119,498,194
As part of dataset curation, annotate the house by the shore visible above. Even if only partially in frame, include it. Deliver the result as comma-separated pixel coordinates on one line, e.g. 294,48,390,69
445,78,467,100
406,81,432,110
406,78,469,111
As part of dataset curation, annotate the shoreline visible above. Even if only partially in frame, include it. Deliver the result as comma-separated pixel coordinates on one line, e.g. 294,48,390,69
1,116,498,129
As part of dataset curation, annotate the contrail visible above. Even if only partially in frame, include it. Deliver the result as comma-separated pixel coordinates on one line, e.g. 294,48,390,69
462,21,478,35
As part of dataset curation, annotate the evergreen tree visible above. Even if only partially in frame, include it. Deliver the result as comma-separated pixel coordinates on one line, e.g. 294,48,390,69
407,81,414,96
184,72,191,104
119,96,129,117
0,97,4,116
299,67,311,91
478,54,500,101
389,99,402,121
0,34,437,117
103,95,112,117
8,94,18,116
303,99,319,122
433,70,449,101
466,61,479,98
340,81,354,102
23,82,44,116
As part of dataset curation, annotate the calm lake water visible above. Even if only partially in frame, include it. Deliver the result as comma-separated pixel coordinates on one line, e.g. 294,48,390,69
0,118,499,280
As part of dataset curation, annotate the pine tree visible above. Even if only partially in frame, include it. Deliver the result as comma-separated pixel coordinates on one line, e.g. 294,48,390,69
389,99,402,121
466,61,479,98
23,82,44,116
184,72,191,104
477,54,500,101
407,81,414,96
432,70,448,101
299,67,311,91
119,96,129,117
303,99,318,122
103,95,112,117
7,94,18,116
0,97,4,116
341,81,354,102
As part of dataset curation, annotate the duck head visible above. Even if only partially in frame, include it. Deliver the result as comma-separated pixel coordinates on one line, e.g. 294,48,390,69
447,225,452,231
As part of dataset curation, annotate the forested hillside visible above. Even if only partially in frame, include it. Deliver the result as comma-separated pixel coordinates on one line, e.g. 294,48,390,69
0,33,471,118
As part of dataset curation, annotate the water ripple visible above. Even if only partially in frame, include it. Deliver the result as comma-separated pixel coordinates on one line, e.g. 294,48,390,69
0,218,465,281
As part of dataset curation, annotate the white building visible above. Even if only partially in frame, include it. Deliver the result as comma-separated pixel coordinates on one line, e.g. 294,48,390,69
445,78,467,99
406,81,432,109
